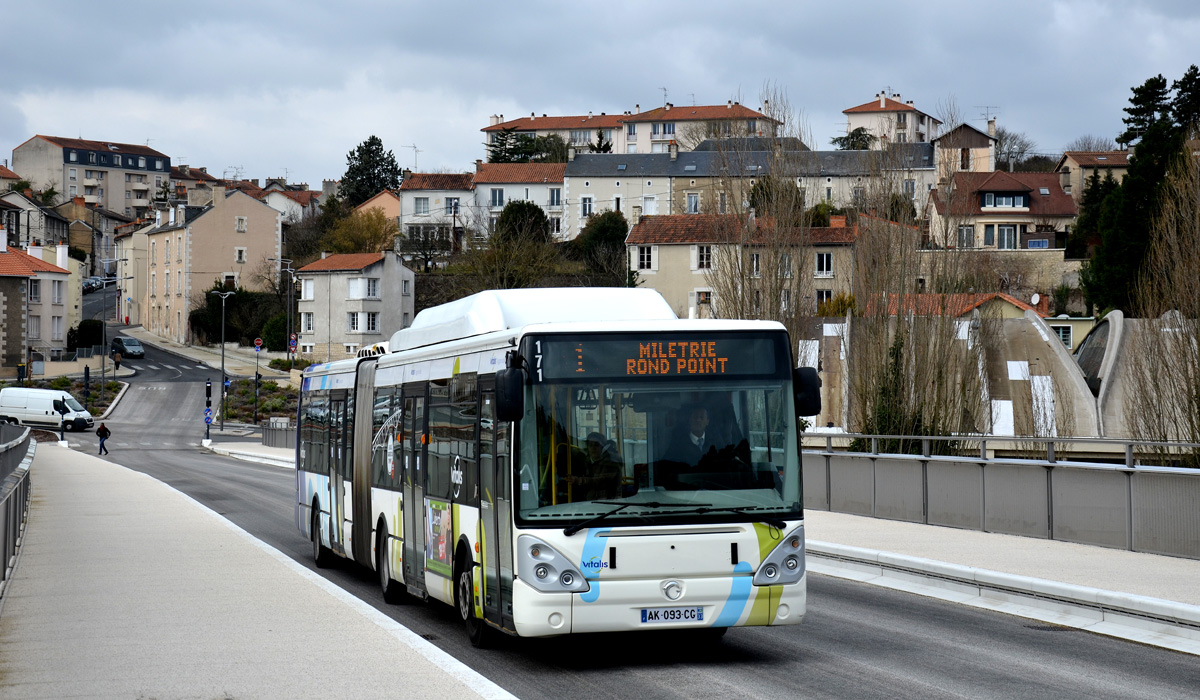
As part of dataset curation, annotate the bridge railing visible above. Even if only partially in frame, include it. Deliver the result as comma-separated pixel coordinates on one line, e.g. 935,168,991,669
801,432,1200,560
1,424,35,595
261,418,295,449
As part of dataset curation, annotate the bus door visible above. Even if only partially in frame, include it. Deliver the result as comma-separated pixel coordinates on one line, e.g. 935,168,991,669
479,387,502,627
350,360,377,567
402,391,427,596
329,393,348,557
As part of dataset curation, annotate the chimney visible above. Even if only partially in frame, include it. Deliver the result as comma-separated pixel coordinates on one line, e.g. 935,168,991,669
669,141,677,160
635,103,640,114
212,185,226,201
180,164,190,176
475,159,483,171
727,100,732,109
632,205,642,226
168,206,175,225
665,103,673,111
73,196,85,207
830,215,846,228
588,111,593,119
568,146,576,161
56,244,68,270
530,112,535,120
199,166,207,173
176,204,186,224
24,188,33,199
490,114,500,126
763,99,769,113
988,118,996,138
321,251,330,259
880,91,886,108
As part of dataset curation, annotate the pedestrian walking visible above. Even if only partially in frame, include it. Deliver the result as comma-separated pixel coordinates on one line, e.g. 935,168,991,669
113,351,122,372
96,423,111,455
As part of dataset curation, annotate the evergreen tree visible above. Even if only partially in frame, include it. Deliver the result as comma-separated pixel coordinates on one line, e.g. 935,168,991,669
1066,170,1118,259
1117,74,1169,146
486,127,520,163
1171,64,1200,131
588,128,613,153
339,136,401,207
493,199,550,245
830,127,876,150
572,210,628,285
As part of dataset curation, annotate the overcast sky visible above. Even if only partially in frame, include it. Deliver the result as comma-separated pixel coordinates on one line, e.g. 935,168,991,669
5,1,1198,189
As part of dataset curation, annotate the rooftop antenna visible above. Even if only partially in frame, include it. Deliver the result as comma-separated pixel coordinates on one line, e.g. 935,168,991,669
660,87,668,105
689,93,696,106
406,144,422,170
974,105,1000,122
223,165,244,180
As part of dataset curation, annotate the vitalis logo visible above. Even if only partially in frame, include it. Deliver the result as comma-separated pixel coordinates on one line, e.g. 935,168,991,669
581,557,609,570
450,455,463,498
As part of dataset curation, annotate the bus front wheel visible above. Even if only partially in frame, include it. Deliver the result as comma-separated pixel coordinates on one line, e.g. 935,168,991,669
456,559,489,648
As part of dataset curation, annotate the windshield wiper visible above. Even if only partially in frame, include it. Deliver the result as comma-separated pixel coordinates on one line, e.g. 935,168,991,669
689,506,787,529
563,501,707,536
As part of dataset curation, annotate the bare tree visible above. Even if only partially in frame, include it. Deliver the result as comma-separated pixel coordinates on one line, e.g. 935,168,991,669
994,126,1036,171
1125,139,1200,459
1065,134,1118,152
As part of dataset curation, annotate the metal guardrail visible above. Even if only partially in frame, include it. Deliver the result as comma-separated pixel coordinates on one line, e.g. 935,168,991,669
1,425,34,596
802,433,1200,560
261,419,295,449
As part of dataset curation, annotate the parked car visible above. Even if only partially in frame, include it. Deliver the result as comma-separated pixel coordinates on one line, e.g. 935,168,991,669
83,277,102,294
111,336,145,359
0,387,94,431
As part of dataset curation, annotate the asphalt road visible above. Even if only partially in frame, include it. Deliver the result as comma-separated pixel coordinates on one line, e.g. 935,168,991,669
65,375,1200,700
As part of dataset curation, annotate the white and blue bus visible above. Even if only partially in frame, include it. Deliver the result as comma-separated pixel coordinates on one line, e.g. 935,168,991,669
296,288,820,645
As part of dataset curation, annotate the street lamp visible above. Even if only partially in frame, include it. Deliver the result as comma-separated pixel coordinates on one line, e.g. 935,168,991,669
210,290,235,433
268,257,295,365
99,258,129,400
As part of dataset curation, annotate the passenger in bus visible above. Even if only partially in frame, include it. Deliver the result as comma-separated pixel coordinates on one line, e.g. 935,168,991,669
565,432,622,501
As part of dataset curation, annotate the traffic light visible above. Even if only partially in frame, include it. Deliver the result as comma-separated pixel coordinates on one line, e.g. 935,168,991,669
205,379,212,409
255,372,262,388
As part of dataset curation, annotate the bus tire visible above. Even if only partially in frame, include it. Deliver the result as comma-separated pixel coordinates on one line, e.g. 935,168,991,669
377,525,405,604
456,555,489,648
311,506,334,569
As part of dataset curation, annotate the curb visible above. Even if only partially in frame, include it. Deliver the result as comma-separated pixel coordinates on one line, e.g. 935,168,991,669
807,540,1200,656
205,444,295,469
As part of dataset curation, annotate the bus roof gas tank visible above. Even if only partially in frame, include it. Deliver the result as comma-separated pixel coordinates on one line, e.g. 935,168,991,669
390,288,678,352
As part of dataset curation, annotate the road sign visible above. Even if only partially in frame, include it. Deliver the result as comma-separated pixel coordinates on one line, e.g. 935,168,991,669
255,346,261,352
225,378,231,387
290,333,298,341
289,339,298,348
254,337,263,348
204,407,212,416
205,415,213,425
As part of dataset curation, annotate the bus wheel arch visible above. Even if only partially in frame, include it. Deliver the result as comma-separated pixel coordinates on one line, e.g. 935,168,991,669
376,518,405,604
455,542,489,647
311,499,333,568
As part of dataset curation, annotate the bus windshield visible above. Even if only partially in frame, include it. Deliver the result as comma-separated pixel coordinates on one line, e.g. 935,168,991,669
515,332,801,527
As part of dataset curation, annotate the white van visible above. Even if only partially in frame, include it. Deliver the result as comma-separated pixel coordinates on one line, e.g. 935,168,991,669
0,387,95,431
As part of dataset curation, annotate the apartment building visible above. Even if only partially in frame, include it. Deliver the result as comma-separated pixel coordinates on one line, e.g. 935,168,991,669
12,135,172,218
843,92,942,148
295,251,415,360
0,245,72,360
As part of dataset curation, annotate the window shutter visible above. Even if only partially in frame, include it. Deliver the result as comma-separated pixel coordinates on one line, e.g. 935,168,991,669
650,246,659,271
690,245,698,270
984,224,995,246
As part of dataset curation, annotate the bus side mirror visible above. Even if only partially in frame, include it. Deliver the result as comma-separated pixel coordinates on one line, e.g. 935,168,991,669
495,367,526,423
793,367,821,418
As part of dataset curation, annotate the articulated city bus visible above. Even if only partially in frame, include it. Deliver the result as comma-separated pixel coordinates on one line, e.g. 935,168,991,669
295,288,820,645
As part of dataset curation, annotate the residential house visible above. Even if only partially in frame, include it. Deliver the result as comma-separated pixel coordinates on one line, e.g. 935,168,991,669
394,174,473,267
113,218,154,327
169,164,220,200
11,135,171,218
26,244,86,341
622,101,778,153
483,112,627,157
843,92,942,147
625,213,858,319
140,186,282,343
0,200,22,247
1054,151,1130,203
0,245,71,361
472,162,567,237
295,251,415,360
927,171,1077,250
0,163,21,190
0,190,70,247
932,121,997,181
55,197,133,275
264,189,322,224
0,253,30,373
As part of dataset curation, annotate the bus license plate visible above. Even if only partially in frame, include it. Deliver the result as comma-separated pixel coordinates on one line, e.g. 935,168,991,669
640,606,704,623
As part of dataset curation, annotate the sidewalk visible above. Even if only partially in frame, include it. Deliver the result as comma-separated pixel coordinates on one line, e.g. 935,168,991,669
120,325,293,381
0,444,516,700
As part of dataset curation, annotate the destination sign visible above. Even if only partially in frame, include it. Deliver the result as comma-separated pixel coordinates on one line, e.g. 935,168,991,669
531,333,786,381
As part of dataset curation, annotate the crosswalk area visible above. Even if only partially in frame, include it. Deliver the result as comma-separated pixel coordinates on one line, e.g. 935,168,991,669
124,363,209,371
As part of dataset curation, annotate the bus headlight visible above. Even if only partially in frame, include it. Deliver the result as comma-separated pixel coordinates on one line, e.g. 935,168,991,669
753,525,806,586
517,535,591,594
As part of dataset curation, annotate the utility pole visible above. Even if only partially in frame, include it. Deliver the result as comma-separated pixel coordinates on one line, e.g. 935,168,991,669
210,290,235,432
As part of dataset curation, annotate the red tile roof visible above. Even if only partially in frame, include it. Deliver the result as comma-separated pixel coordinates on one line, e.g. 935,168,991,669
843,96,919,114
399,173,473,191
297,252,385,273
0,165,20,180
171,166,219,182
930,172,1077,218
28,135,169,158
623,103,774,124
0,246,69,276
275,190,321,206
483,113,626,133
473,163,565,184
1062,151,1130,168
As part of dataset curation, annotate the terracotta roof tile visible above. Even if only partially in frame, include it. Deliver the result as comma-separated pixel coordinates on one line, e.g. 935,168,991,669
627,214,858,246
483,114,625,132
930,171,1077,218
623,103,774,124
1063,151,1130,168
473,163,565,184
0,246,69,276
297,252,385,273
0,165,20,180
170,166,219,182
276,190,320,206
866,292,1037,317
399,173,473,191
32,135,170,158
843,96,920,114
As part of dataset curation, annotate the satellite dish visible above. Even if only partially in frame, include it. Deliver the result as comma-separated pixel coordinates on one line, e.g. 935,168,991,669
1031,293,1041,306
